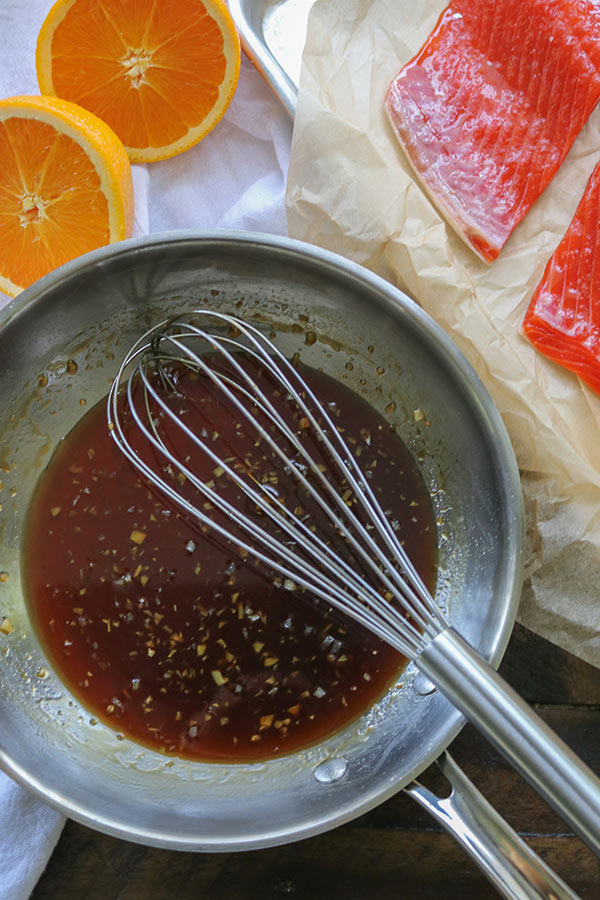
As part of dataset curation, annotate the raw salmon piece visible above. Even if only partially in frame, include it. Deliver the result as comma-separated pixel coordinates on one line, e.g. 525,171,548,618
523,161,600,394
385,0,600,263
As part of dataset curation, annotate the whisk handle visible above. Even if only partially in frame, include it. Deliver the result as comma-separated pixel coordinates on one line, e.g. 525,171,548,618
417,627,600,856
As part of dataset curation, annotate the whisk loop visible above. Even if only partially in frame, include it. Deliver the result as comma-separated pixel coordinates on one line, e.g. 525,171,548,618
108,310,446,658
109,310,600,861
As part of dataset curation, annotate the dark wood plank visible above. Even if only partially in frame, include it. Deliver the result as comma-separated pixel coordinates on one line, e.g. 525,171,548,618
31,710,600,900
30,625,600,900
31,822,599,900
501,622,600,706
363,708,600,834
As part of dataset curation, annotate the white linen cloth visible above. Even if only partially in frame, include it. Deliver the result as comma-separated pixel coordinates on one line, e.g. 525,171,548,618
0,2,292,896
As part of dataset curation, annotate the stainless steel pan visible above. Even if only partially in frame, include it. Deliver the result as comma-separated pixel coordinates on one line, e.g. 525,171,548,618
0,233,575,897
229,0,314,118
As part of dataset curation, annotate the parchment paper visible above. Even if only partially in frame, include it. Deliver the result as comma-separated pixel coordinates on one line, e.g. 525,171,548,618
286,0,600,668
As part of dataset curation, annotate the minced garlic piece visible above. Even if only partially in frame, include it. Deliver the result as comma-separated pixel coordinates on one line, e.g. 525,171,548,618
0,617,14,635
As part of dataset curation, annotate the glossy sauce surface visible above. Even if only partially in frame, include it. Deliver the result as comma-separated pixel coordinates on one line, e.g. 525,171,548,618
24,362,437,761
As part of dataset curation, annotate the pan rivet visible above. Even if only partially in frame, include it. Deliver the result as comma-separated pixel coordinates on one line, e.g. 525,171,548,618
313,757,348,783
414,673,436,695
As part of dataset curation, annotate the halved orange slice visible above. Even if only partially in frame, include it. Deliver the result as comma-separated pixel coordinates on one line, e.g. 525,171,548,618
36,0,242,163
0,95,133,297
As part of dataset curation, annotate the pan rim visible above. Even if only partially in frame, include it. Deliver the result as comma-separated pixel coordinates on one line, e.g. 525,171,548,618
0,230,525,850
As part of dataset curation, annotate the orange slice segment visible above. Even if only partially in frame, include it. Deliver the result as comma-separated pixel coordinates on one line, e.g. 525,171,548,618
36,0,242,163
0,95,133,298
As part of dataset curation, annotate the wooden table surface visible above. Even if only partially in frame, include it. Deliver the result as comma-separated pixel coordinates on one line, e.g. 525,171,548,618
31,622,599,900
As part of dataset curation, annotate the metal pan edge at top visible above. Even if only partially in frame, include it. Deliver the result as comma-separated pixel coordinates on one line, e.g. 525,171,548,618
229,0,314,117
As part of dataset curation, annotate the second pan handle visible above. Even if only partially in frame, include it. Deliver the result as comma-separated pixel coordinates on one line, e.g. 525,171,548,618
417,627,600,857
404,750,580,900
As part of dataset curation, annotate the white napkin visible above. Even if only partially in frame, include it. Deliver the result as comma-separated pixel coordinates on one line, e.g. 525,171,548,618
0,3,292,896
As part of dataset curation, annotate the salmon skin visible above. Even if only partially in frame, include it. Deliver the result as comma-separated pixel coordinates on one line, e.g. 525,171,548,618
523,161,600,394
385,0,600,263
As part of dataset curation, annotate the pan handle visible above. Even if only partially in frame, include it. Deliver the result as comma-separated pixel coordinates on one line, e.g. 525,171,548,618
416,627,600,856
404,751,581,900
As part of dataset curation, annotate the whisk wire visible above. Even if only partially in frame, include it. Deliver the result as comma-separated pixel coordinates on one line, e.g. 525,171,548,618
108,312,448,658
153,319,444,634
110,343,424,656
107,310,600,864
180,315,432,588
138,364,428,654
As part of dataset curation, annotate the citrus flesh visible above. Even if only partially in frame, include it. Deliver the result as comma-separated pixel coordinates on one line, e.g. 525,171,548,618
36,0,241,163
0,95,133,297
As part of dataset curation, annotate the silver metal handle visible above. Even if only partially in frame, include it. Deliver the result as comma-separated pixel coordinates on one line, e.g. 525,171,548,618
405,751,580,900
417,627,600,856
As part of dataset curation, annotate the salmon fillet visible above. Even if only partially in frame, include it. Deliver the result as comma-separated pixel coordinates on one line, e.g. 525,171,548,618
385,0,600,263
523,161,600,394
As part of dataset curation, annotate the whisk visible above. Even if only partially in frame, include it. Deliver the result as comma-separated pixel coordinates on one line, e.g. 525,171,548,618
108,310,600,859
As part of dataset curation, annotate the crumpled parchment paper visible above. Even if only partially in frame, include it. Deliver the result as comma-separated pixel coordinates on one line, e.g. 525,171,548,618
286,0,600,668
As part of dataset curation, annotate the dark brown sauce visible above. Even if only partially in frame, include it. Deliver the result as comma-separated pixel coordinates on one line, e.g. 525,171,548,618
23,361,437,762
